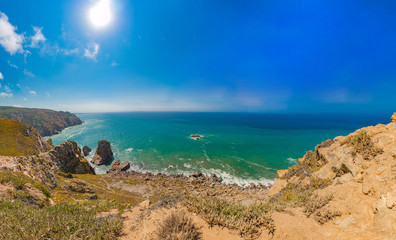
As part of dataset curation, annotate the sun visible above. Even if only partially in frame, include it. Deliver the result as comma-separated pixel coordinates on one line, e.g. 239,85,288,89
88,0,112,28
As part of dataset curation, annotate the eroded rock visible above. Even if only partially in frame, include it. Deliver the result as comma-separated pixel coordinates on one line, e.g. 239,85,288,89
108,160,130,173
91,140,113,165
82,146,92,156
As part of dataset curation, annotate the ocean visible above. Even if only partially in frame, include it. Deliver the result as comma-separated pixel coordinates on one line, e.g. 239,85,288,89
49,112,389,186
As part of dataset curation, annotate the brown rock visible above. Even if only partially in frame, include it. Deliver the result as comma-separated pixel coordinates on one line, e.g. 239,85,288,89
108,160,130,173
391,113,396,123
68,181,95,193
42,140,95,175
91,140,113,165
277,169,288,179
82,146,92,156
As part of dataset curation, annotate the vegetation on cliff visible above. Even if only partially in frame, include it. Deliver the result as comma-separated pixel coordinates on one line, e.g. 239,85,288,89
0,118,52,156
0,106,82,136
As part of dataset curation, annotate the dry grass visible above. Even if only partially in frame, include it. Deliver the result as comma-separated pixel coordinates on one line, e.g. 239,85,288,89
303,194,333,217
185,196,274,238
155,211,202,240
331,163,351,177
314,209,341,224
283,148,328,180
0,199,123,240
0,118,44,156
343,130,383,160
0,171,51,198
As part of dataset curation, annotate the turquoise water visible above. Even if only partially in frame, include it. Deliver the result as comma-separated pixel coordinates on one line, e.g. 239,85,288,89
50,112,389,185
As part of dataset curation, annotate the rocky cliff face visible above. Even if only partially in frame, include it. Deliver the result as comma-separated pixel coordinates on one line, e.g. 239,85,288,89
0,106,83,136
41,141,95,175
268,113,396,240
0,120,95,189
91,140,113,165
0,140,95,189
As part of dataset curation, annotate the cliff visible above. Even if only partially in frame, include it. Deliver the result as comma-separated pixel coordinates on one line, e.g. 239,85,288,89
0,106,82,136
0,118,52,156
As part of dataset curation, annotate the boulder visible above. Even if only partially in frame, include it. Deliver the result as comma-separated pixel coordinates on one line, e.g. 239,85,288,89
391,113,396,123
82,146,92,156
108,160,130,173
91,140,113,165
189,171,203,178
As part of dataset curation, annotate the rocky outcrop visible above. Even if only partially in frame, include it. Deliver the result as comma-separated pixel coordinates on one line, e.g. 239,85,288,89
41,140,95,175
82,146,92,156
0,106,83,136
108,160,130,173
91,140,113,165
269,112,396,239
391,112,396,123
0,140,95,189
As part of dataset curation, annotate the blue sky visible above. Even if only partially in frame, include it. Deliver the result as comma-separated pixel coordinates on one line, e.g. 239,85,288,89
0,0,395,113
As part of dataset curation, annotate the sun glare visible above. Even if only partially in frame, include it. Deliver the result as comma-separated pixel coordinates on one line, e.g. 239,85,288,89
88,0,112,28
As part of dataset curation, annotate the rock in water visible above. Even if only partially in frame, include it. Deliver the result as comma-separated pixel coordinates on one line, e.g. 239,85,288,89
82,146,92,156
108,160,130,173
91,140,113,165
391,112,396,123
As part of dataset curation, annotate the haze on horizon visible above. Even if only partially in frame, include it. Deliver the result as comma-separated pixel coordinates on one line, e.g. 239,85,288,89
0,0,396,114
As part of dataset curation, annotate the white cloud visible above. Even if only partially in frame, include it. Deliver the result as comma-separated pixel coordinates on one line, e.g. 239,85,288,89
7,60,18,68
29,26,46,48
24,69,35,78
0,92,12,98
59,48,79,55
0,72,3,79
4,85,11,92
84,43,99,60
29,90,37,96
111,61,118,67
0,12,25,55
23,97,27,101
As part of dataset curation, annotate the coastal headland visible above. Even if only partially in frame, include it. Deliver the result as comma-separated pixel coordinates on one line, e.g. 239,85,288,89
0,108,394,239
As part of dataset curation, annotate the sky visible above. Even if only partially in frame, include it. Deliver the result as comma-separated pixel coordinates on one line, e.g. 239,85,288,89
0,0,395,113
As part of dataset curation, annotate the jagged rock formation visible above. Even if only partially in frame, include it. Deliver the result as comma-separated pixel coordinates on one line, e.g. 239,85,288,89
0,118,53,156
41,141,95,175
392,112,396,123
108,160,130,173
0,106,83,136
268,113,396,239
82,146,92,156
91,140,113,165
0,140,95,189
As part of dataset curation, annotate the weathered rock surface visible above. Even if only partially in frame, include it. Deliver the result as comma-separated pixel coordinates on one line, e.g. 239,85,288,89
0,140,95,189
269,112,396,239
108,160,130,173
91,140,113,165
391,112,396,123
41,140,95,175
82,146,92,156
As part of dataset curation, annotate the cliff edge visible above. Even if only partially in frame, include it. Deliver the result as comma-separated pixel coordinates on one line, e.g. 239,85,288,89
0,106,82,136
